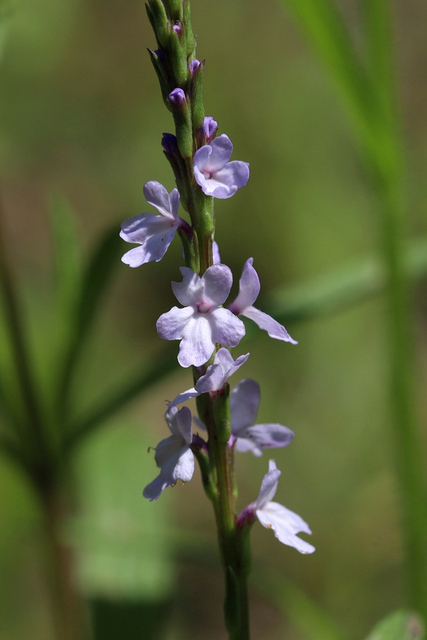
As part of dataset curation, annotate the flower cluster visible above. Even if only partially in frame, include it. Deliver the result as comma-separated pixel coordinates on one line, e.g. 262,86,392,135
121,0,314,557
120,128,313,553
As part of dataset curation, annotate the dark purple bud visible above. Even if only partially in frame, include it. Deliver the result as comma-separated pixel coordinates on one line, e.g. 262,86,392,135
198,116,218,144
189,59,201,76
161,133,179,156
168,87,186,108
191,433,208,453
154,49,165,61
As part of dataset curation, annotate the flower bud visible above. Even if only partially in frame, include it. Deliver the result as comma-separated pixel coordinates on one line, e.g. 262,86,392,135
168,88,186,109
198,116,218,145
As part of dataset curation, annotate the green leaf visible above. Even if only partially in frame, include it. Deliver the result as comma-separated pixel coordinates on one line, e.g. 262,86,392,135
364,610,424,640
65,344,177,452
267,236,427,325
49,194,83,350
56,223,123,419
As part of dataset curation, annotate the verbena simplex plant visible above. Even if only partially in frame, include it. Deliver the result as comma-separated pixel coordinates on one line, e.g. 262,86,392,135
119,1,314,637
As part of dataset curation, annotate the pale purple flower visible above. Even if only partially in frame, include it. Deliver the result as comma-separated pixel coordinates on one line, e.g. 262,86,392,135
252,460,315,554
168,348,250,407
229,258,297,344
230,379,294,456
120,181,182,267
157,264,246,367
193,134,249,199
143,406,194,501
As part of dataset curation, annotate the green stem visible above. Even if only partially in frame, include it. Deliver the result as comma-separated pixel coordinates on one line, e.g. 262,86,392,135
376,175,427,614
196,391,251,640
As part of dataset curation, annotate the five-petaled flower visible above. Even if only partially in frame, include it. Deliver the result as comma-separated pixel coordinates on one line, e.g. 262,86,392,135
246,460,315,554
229,258,297,344
230,379,294,456
168,348,250,407
156,264,246,367
193,134,250,199
143,406,195,501
120,181,183,267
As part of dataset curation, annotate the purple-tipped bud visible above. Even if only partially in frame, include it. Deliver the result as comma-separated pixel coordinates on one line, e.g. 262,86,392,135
173,22,182,36
154,49,166,61
161,132,179,156
168,88,186,108
198,116,218,145
189,59,201,76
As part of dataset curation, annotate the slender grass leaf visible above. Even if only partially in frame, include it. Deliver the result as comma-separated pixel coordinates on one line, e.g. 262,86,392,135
57,224,123,418
255,567,348,640
279,0,374,142
65,344,177,451
267,236,427,324
49,194,83,351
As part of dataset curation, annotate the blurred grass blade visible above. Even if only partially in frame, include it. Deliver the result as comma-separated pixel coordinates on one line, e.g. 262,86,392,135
364,610,424,640
49,194,83,348
268,236,427,324
279,0,373,140
256,568,347,640
362,0,394,105
65,344,177,451
57,223,123,417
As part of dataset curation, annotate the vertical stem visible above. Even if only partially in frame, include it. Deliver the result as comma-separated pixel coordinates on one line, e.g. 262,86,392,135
377,173,427,615
364,1,427,613
197,392,251,640
40,481,87,640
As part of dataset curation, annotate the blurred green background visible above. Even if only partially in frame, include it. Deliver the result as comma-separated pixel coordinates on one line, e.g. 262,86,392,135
0,0,426,638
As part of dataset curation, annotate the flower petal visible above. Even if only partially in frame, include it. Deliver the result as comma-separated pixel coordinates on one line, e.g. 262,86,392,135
242,306,297,344
202,264,233,306
120,215,178,266
212,241,221,264
235,423,294,455
143,180,177,218
194,134,233,174
256,501,315,554
167,387,199,408
156,306,194,341
255,459,281,509
172,268,204,307
143,474,168,501
230,379,260,432
178,314,215,367
211,307,246,348
165,405,192,444
228,257,260,313
213,161,250,195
